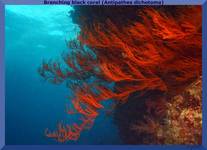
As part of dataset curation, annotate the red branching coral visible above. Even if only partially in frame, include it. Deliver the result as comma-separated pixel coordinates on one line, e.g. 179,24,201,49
39,6,202,143
45,117,94,142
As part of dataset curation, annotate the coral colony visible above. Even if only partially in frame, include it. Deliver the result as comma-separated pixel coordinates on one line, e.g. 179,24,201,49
38,6,202,144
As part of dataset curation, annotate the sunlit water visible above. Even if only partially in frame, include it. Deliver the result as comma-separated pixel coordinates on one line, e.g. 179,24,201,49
5,5,122,144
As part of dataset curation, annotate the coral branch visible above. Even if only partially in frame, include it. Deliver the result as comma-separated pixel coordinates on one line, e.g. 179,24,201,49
40,6,202,143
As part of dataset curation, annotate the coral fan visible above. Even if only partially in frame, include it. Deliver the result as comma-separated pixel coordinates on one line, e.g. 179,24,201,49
39,6,202,144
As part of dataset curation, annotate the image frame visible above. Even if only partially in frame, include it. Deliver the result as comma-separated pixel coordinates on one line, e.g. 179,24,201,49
0,0,207,149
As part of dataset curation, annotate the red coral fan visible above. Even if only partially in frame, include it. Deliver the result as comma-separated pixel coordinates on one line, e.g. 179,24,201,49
39,6,202,143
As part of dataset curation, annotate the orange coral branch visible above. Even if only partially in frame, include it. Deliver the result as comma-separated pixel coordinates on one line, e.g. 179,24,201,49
39,6,202,142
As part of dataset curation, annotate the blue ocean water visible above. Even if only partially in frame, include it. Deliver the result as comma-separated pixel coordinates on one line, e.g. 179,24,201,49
5,5,122,145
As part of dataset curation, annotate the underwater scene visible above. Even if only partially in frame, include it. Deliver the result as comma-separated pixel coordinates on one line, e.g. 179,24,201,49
5,5,202,145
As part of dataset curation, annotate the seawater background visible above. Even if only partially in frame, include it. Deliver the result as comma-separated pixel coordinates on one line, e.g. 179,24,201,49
5,5,122,145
